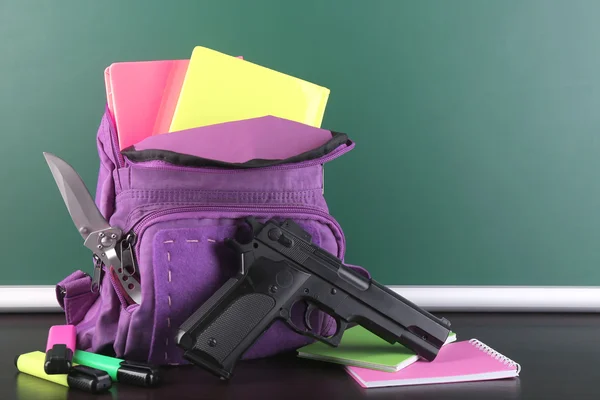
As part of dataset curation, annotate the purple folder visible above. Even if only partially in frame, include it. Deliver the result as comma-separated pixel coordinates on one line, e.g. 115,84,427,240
126,116,335,164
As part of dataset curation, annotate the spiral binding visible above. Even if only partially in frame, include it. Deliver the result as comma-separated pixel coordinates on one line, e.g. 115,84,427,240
468,339,521,374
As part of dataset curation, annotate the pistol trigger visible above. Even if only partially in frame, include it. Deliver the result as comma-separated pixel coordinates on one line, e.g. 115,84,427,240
304,302,318,331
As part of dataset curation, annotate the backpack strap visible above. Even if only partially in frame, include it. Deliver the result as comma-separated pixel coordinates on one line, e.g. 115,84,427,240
56,270,99,326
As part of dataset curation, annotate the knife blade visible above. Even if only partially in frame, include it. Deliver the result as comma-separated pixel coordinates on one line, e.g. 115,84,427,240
43,152,142,305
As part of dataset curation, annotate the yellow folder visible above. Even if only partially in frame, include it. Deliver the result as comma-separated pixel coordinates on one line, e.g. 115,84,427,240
169,46,330,132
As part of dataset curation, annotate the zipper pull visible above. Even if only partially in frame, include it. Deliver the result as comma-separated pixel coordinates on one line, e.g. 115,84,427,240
90,231,136,295
91,255,103,293
120,233,138,279
113,232,142,305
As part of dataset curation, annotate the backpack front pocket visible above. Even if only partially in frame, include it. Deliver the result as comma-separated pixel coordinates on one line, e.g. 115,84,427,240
116,204,351,365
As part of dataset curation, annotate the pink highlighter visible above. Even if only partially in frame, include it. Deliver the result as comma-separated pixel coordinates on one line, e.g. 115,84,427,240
44,325,76,374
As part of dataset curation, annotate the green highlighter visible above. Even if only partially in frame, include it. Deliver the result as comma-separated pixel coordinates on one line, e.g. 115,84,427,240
73,350,160,387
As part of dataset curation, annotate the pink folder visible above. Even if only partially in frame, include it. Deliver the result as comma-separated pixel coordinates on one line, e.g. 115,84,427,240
345,339,520,388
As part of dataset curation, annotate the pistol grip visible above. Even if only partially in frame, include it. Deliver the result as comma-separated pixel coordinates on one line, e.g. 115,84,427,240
175,276,284,379
176,276,273,380
176,257,312,379
189,292,275,376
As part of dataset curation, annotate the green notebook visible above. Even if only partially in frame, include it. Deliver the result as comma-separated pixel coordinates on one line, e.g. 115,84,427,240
296,326,457,372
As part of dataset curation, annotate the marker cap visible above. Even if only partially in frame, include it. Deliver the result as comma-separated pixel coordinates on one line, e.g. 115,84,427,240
67,365,112,394
44,344,73,375
117,360,161,387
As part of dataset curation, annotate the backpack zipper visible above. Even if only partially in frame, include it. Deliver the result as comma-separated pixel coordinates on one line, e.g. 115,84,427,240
126,204,347,266
124,142,354,174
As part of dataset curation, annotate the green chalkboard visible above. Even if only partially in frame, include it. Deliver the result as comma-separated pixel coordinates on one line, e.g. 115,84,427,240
2,0,600,286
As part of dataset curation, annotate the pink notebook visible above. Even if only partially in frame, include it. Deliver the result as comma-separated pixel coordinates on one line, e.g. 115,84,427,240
105,59,189,150
152,60,190,136
105,56,245,149
346,339,520,388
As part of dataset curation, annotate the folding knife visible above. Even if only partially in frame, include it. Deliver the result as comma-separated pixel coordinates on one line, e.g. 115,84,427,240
43,152,142,305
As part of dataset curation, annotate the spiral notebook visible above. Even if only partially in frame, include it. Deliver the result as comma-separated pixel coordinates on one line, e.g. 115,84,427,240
346,339,521,388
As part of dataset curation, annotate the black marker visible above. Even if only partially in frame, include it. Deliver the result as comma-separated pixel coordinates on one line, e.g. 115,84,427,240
73,350,160,387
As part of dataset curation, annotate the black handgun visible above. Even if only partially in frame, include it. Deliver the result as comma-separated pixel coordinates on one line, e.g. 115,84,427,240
175,217,451,380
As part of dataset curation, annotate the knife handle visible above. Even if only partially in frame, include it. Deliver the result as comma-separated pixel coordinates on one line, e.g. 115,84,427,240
109,266,142,306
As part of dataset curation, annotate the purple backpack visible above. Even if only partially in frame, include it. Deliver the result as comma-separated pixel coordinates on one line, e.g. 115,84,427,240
55,107,369,366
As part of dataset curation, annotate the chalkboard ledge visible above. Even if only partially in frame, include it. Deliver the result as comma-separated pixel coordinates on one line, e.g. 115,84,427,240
1,286,600,313
0,286,61,312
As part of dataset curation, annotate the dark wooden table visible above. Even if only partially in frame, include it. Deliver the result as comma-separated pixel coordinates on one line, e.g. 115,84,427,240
1,312,598,399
